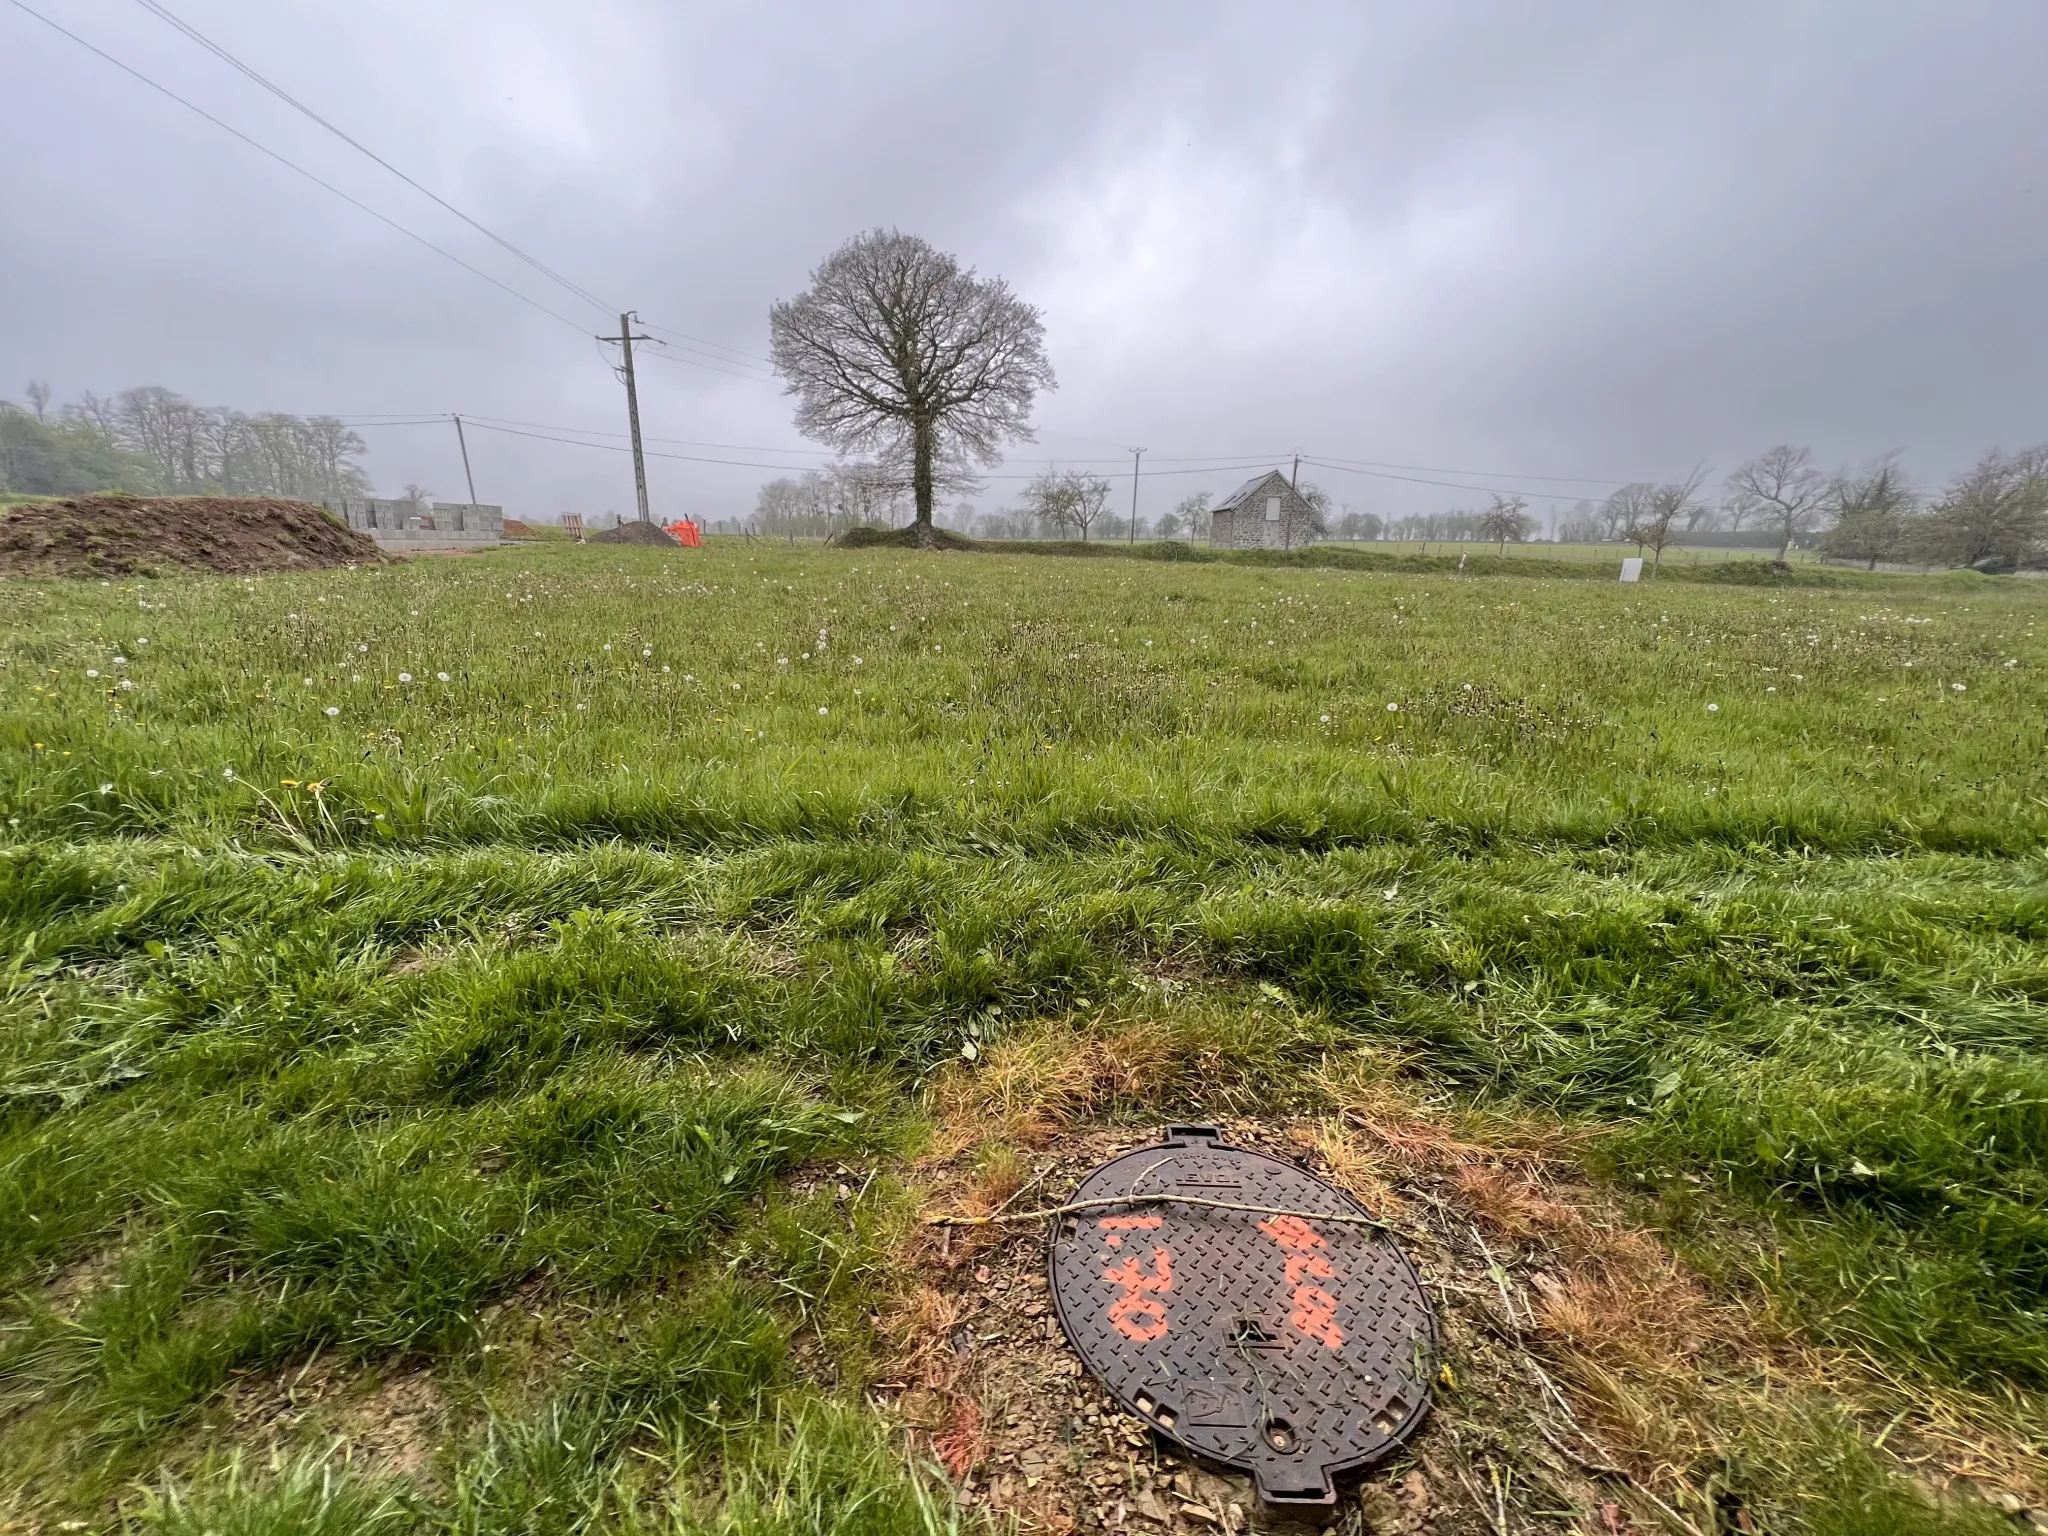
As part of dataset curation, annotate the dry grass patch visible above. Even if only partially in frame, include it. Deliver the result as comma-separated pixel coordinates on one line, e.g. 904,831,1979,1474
888,1021,2046,1531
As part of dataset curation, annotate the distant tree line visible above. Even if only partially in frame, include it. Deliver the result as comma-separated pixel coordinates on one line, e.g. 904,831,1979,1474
1544,445,2048,572
0,381,370,502
749,462,908,541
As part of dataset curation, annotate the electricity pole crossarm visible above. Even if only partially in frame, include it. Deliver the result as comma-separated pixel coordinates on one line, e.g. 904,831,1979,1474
598,311,654,523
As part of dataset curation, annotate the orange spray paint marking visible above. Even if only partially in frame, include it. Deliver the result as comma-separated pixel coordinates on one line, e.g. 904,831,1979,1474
1258,1215,1346,1349
1098,1216,1171,1341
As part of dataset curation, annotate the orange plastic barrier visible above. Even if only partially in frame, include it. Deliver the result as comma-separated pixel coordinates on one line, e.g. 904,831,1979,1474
663,519,702,547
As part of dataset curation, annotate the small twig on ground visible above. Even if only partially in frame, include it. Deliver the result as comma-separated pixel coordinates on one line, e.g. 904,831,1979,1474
988,1161,1055,1219
923,1194,1386,1229
1532,1419,1628,1480
1525,1357,1583,1427
1453,1459,1510,1536
1471,1224,1525,1329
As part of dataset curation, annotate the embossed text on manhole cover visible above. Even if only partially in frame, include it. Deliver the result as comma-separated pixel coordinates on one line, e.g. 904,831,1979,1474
1047,1125,1436,1506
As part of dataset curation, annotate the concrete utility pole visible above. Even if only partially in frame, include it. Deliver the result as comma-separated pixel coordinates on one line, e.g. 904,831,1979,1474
599,311,654,522
1127,447,1146,544
1284,452,1304,550
451,414,478,505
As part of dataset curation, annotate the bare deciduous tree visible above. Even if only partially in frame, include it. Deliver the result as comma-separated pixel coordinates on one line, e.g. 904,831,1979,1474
1474,494,1534,550
23,381,51,423
1601,483,1659,545
1618,473,1704,577
1025,469,1112,541
769,229,1055,549
1727,445,1827,561
1296,483,1334,543
1908,448,2048,570
1819,456,1918,570
1171,491,1211,541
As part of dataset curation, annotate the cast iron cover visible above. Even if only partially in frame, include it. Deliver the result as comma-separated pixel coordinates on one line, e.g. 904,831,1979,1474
1048,1126,1435,1506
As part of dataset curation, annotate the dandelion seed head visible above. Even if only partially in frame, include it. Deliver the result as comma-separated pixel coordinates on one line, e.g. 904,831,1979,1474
324,706,340,716
398,672,413,684
641,648,652,657
118,679,134,690
1386,702,1399,712
113,656,127,665
436,672,450,682
358,643,369,653
1707,702,1720,712
818,706,829,716
1952,682,1966,692
86,668,99,678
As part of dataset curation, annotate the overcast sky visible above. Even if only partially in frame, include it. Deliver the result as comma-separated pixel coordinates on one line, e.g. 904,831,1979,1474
4,1,2044,524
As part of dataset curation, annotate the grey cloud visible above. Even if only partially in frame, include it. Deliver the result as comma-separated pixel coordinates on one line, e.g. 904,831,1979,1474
3,1,2042,522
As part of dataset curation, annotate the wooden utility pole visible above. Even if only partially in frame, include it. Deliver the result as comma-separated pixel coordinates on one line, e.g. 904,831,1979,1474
451,414,478,504
599,311,654,522
1127,447,1146,544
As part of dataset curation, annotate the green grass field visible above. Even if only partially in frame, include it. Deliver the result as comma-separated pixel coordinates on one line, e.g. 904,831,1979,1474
1,543,2043,1533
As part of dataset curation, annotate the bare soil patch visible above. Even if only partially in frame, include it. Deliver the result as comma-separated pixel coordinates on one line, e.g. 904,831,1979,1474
214,1356,448,1482
0,494,380,577
588,520,680,547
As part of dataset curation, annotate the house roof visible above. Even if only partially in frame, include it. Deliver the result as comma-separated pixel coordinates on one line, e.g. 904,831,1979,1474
1214,470,1299,513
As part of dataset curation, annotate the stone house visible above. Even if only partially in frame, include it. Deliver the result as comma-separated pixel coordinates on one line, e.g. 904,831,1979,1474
1208,470,1317,550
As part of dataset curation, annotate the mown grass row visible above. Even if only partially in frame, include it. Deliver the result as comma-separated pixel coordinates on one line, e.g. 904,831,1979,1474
5,836,2042,1398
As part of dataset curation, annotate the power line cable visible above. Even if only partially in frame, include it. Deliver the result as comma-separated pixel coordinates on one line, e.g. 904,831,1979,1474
4,0,590,334
643,339,777,377
1301,458,1620,505
131,0,783,376
636,347,779,384
641,322,775,368
1306,451,1636,488
458,419,1280,481
456,415,1291,465
127,0,618,317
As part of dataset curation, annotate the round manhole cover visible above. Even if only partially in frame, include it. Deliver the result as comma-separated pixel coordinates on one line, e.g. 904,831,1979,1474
1048,1125,1436,1506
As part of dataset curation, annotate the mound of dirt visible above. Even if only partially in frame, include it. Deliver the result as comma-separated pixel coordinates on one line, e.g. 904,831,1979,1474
587,520,680,546
834,524,979,551
0,493,381,578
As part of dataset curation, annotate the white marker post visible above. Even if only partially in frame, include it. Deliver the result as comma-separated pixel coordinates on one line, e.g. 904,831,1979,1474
1619,557,1643,583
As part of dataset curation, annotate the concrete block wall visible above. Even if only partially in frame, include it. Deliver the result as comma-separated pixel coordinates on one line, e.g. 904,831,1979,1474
326,498,504,549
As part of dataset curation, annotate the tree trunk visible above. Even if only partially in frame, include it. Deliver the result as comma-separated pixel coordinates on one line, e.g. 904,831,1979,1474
912,417,935,548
